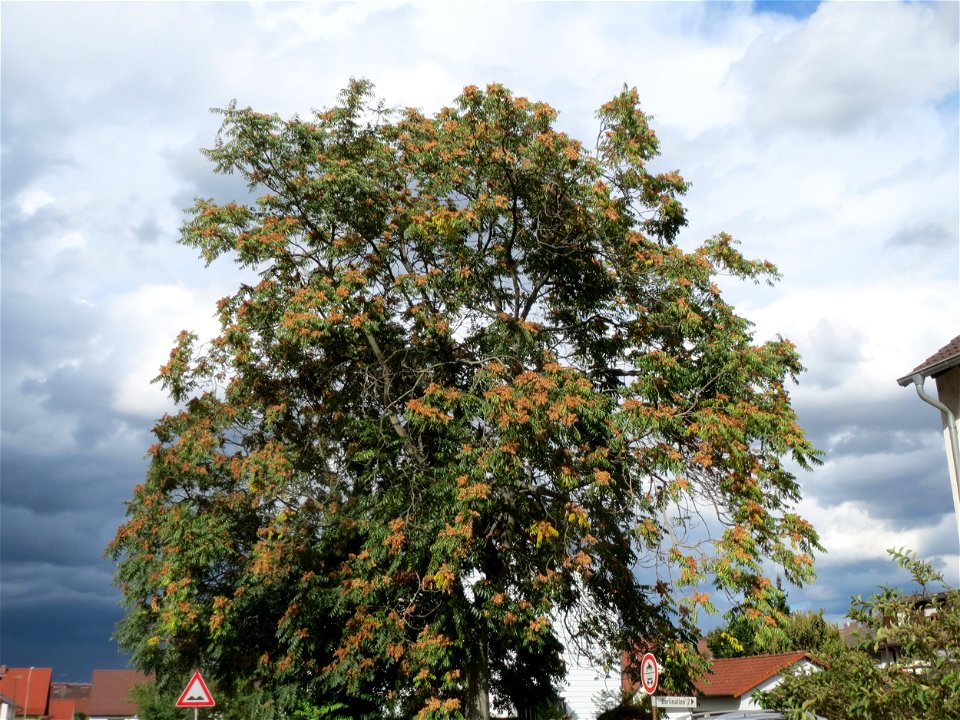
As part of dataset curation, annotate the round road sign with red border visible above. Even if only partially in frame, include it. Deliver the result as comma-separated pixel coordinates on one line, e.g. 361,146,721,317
639,652,659,694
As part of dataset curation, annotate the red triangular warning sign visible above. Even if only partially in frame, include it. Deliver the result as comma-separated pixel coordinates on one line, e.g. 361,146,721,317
176,671,216,707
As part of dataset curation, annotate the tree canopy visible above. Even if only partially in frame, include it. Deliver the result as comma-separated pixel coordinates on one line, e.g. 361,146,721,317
705,581,845,659
109,80,821,720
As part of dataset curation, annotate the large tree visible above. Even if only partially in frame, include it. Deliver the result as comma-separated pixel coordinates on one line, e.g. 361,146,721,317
109,81,821,720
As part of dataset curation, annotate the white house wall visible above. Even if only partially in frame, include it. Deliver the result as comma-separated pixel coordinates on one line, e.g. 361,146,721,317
559,645,622,720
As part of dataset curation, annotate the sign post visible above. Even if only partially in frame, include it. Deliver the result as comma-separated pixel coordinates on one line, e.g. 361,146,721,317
176,670,215,720
638,652,660,720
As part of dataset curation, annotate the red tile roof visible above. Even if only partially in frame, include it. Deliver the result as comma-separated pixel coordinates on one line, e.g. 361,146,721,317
50,683,92,720
897,334,960,385
50,698,78,720
0,667,52,716
695,652,820,698
89,669,151,717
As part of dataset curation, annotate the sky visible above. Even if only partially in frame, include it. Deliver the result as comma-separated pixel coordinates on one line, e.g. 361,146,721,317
1,0,958,684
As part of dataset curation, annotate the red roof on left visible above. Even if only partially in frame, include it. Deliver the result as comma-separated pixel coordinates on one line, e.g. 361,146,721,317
0,667,54,716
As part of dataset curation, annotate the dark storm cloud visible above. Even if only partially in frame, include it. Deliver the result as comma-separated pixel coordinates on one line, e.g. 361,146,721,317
0,291,100,368
21,364,117,424
164,137,265,212
796,391,933,455
0,288,144,441
3,558,117,603
132,216,163,245
795,554,925,621
793,389,954,528
807,449,951,529
13,360,156,456
886,220,956,249
0,119,76,203
824,427,919,458
800,319,867,390
1,504,125,569
1,202,72,262
0,35,78,202
1,579,128,682
1,182,158,678
1,443,146,519
1,383,146,679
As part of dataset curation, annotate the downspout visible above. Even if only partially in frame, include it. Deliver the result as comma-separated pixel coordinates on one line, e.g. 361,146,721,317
909,372,960,547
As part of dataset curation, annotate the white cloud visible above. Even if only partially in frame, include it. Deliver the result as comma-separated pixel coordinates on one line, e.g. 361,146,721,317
733,0,959,133
743,281,957,391
108,284,223,419
16,188,54,216
51,230,86,254
803,499,929,564
798,495,960,588
249,1,405,47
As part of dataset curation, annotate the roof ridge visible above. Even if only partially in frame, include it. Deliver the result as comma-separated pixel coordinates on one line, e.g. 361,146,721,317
710,650,810,662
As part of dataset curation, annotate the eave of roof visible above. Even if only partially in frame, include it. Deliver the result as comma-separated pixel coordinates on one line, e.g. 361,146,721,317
897,335,960,386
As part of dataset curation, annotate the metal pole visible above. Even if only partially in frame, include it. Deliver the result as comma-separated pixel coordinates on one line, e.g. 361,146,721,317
23,667,33,720
651,697,658,720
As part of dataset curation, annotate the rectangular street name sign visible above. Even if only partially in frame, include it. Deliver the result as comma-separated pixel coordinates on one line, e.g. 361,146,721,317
651,696,697,708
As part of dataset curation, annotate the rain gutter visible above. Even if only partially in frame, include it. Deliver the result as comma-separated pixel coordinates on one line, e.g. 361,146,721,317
905,372,960,546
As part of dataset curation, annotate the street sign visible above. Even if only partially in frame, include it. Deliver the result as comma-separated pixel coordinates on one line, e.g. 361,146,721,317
652,696,697,708
639,652,659,695
176,671,216,708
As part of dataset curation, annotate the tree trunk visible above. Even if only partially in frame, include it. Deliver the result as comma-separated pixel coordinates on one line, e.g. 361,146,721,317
465,627,490,720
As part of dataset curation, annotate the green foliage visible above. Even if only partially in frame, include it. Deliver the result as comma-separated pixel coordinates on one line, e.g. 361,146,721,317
706,605,844,659
761,549,960,720
595,691,651,720
129,676,293,720
129,680,190,720
110,80,821,719
130,682,193,720
291,700,352,720
888,546,944,594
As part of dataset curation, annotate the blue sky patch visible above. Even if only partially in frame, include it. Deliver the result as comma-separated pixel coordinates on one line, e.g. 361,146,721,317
753,0,821,19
